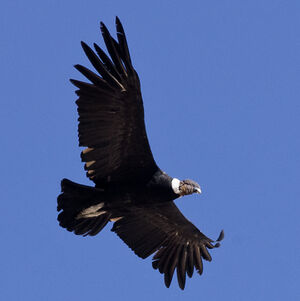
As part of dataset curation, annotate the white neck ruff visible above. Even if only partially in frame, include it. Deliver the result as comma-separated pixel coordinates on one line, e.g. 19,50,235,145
171,178,181,194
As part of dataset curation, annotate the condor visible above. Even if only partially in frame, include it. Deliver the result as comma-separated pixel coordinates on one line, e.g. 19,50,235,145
57,17,223,290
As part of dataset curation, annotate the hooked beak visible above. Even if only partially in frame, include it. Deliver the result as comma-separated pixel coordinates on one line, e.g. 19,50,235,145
195,187,202,194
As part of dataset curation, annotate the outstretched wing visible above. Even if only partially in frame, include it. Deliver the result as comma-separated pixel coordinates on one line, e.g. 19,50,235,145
111,202,224,290
71,17,158,185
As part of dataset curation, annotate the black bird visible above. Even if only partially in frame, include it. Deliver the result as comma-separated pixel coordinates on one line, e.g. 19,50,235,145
57,17,224,290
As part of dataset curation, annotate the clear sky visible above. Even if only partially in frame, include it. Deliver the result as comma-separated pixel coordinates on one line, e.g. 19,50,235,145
1,1,299,300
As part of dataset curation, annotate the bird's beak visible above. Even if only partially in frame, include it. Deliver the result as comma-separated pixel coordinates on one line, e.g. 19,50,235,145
195,187,202,194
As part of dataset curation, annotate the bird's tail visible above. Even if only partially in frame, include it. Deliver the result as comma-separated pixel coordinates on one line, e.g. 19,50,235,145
57,179,112,236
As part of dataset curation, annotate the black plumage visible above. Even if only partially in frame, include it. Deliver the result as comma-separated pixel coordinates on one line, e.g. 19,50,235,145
57,17,223,290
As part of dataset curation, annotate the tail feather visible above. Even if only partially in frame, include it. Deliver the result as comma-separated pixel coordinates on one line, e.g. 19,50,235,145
57,178,111,236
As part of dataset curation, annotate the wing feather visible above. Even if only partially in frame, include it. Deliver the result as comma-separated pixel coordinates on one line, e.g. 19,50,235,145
165,245,181,288
74,64,111,88
177,244,187,289
115,17,134,74
186,244,194,277
93,42,122,81
72,18,158,185
111,202,223,289
80,42,124,89
100,22,127,76
194,245,204,275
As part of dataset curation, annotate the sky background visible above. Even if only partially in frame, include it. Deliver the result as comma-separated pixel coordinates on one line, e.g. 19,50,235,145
1,1,299,300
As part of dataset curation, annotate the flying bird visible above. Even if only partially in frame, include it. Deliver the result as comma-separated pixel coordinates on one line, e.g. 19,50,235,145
57,17,224,290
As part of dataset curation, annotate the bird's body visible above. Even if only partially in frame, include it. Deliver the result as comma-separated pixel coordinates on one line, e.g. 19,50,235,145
57,17,223,290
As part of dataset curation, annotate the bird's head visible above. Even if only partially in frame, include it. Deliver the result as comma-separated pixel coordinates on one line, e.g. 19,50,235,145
171,178,202,196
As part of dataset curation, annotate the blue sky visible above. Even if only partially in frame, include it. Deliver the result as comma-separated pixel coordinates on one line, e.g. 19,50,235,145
1,1,299,300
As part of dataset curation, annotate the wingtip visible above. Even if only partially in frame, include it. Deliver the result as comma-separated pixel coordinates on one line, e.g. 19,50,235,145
116,17,126,34
177,271,186,290
81,41,93,57
100,21,107,33
178,283,185,290
115,16,123,30
217,229,225,242
213,229,225,248
164,274,172,288
69,78,76,84
80,41,88,48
